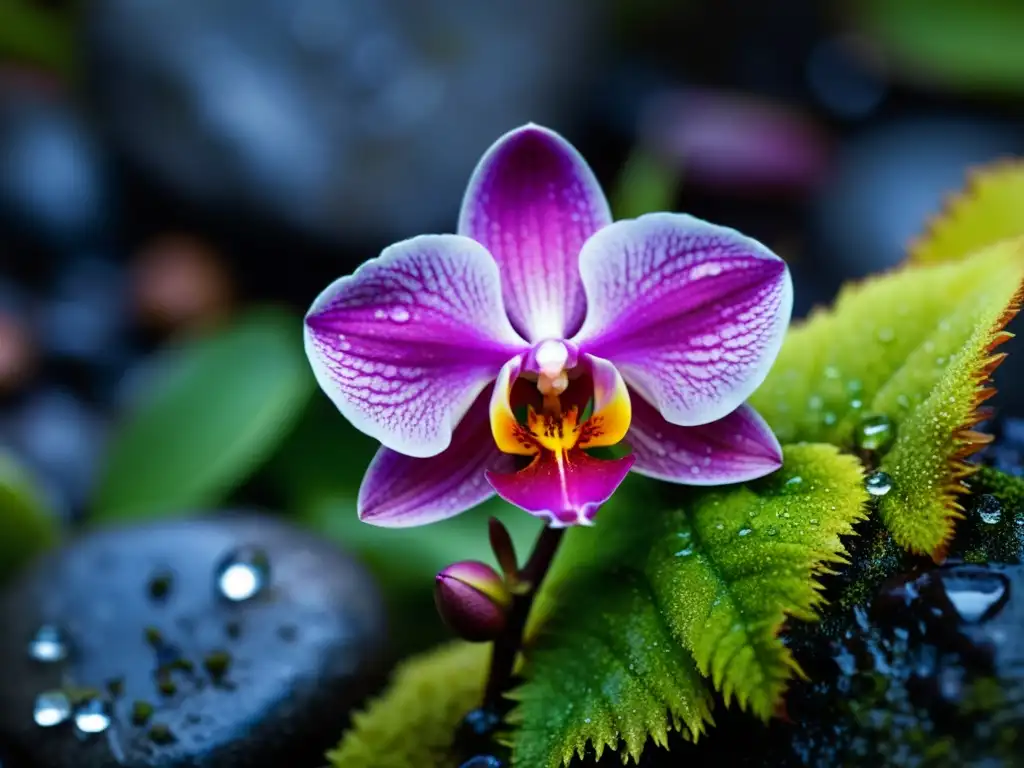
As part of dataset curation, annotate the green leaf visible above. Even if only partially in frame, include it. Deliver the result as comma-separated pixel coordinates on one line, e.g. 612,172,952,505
851,0,1024,95
749,240,1024,555
612,148,681,220
911,161,1024,265
328,642,489,768
93,308,314,521
510,444,867,767
0,451,58,584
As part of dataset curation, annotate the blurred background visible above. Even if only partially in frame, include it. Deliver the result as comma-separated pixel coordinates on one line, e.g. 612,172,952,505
2,0,1024,706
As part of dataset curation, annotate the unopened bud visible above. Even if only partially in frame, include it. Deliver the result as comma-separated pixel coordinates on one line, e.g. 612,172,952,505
435,561,511,642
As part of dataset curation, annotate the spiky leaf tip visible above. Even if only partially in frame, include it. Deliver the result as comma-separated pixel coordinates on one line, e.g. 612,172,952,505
751,237,1024,556
911,160,1024,265
509,444,867,767
327,642,489,768
874,276,1021,560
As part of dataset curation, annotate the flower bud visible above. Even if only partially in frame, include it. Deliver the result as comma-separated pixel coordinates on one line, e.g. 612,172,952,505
434,561,511,642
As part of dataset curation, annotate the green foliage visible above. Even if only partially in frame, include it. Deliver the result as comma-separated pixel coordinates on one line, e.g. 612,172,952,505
750,239,1024,556
851,0,1024,95
327,642,489,768
612,149,680,220
92,308,314,522
509,444,867,767
911,161,1024,265
0,450,58,584
0,0,76,76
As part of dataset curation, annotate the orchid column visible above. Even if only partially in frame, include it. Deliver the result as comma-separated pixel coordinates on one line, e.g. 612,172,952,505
303,124,793,706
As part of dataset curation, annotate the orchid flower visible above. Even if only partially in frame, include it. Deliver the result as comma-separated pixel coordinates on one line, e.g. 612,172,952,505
304,124,792,528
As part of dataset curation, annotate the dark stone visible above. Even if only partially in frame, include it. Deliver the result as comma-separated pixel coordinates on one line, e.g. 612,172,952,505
84,0,607,244
0,91,113,258
0,513,387,768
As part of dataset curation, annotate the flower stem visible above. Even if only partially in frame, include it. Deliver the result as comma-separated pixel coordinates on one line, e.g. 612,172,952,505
483,524,565,710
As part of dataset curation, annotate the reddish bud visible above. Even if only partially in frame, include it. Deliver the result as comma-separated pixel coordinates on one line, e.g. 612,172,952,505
434,561,511,642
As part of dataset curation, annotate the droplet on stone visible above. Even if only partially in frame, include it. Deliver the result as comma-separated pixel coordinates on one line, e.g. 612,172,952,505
33,691,71,727
940,569,1010,624
459,757,505,768
215,546,271,602
855,413,896,453
28,625,69,663
147,570,174,601
73,698,111,735
973,494,1003,525
865,471,893,497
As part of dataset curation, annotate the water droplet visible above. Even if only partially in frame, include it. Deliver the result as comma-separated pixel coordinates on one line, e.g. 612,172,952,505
459,757,505,768
822,411,838,426
373,309,387,320
824,365,841,379
974,494,1003,525
131,700,154,726
784,475,803,489
877,327,895,343
147,570,174,601
389,307,410,323
808,395,823,410
215,546,271,602
715,523,724,530
203,650,232,682
849,398,863,411
809,518,820,526
148,723,177,745
33,691,71,727
940,569,1010,624
73,698,111,735
738,528,752,537
675,547,694,557
28,625,69,662
584,717,592,724
855,413,896,453
766,526,779,537
865,471,893,497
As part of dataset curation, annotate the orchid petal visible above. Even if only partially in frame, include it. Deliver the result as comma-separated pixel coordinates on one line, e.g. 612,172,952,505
574,213,792,427
358,392,513,527
577,355,631,449
486,452,635,527
627,393,782,485
305,235,527,458
459,124,612,341
489,355,539,457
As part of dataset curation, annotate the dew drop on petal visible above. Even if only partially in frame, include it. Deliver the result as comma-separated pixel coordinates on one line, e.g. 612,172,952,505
865,470,893,497
389,307,410,323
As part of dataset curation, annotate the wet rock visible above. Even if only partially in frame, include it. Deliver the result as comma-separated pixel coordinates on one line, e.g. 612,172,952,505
0,513,387,768
0,91,113,259
84,0,607,245
815,116,1024,281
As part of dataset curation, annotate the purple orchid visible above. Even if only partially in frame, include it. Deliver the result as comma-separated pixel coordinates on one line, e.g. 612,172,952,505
304,124,792,528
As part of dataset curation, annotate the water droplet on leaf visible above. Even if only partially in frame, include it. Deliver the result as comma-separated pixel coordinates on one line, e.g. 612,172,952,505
675,547,694,557
215,546,270,602
33,691,71,727
738,528,752,537
974,494,1003,525
865,471,892,497
28,625,69,662
766,526,778,537
855,413,896,453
